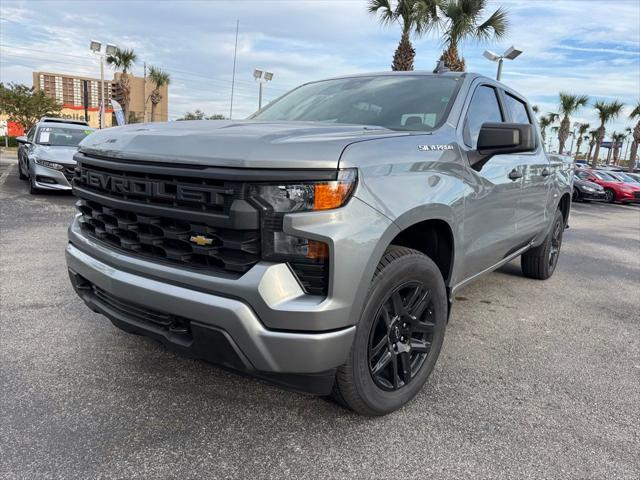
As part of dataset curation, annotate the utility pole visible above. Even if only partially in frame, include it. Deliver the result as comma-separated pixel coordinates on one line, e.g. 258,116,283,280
229,19,239,120
100,56,105,128
143,62,147,122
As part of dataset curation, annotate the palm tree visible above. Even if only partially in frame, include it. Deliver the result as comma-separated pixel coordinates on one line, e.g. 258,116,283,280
539,112,558,145
586,129,598,162
106,47,137,121
574,123,590,158
531,104,539,115
368,0,439,71
629,101,640,172
557,92,588,155
437,0,508,72
611,132,626,165
147,66,170,122
591,100,624,168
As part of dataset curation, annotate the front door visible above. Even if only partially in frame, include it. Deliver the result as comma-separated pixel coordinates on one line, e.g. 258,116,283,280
459,84,522,280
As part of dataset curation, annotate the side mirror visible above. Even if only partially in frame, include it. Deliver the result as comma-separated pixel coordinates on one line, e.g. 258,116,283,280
16,136,30,145
469,123,536,171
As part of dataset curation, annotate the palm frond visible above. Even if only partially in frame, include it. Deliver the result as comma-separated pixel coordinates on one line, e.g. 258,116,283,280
368,0,397,26
628,101,640,119
475,6,508,41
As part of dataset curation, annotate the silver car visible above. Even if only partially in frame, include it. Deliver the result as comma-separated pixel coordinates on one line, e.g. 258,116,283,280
17,119,94,193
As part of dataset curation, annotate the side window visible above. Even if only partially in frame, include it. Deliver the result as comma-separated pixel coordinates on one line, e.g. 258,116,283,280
463,86,503,148
26,127,36,142
504,93,531,124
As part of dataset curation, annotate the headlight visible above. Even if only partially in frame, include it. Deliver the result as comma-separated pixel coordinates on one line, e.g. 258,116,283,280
35,159,64,171
254,169,357,213
582,186,594,192
253,169,357,269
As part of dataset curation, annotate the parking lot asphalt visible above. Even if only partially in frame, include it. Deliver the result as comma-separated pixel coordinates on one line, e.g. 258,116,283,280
1,153,639,480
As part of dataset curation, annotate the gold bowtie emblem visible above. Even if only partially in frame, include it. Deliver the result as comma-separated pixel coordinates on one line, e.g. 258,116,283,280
190,235,213,246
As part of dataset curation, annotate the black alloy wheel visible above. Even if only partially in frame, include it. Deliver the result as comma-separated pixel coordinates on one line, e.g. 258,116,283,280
604,189,615,203
548,218,563,271
368,281,435,391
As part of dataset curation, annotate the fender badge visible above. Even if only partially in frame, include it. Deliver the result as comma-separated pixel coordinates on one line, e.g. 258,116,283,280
418,144,454,151
190,235,214,246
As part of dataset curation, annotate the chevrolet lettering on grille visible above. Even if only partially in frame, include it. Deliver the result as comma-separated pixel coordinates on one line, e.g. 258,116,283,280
79,169,226,206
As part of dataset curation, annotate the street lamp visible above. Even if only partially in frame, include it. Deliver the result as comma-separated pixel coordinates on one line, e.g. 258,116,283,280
483,46,523,81
90,40,117,128
254,69,274,110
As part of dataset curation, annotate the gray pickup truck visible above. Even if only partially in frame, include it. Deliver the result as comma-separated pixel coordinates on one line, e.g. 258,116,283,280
66,71,572,415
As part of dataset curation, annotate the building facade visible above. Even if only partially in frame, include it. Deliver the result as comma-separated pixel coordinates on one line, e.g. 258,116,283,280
32,71,168,128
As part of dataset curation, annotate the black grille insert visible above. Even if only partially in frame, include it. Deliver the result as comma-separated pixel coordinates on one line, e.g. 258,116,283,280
77,199,260,273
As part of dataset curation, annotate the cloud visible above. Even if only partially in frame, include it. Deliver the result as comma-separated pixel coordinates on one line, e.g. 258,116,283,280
0,0,638,131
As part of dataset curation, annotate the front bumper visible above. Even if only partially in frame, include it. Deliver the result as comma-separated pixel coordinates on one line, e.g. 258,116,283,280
578,189,606,200
31,162,73,191
66,196,397,394
618,191,640,203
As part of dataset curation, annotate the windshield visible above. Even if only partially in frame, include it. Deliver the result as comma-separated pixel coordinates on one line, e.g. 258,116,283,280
252,75,461,132
37,126,94,146
593,171,619,181
610,172,638,183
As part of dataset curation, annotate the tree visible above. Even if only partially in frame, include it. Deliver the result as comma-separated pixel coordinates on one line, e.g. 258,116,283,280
557,93,588,155
586,129,598,162
591,100,624,168
176,110,227,121
539,112,558,145
611,131,626,165
368,0,439,71
437,0,508,72
106,47,137,121
574,123,590,158
531,105,539,115
629,101,640,172
147,66,170,122
0,82,62,131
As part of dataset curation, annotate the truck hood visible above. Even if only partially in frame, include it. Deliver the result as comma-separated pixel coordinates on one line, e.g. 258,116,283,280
78,120,410,169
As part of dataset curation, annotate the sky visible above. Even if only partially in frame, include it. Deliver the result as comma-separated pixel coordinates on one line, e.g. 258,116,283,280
1,0,639,153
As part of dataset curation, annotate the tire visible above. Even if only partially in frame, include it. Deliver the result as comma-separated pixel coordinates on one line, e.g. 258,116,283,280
29,175,39,194
572,188,580,202
333,246,447,416
521,209,564,280
18,160,27,180
604,188,615,203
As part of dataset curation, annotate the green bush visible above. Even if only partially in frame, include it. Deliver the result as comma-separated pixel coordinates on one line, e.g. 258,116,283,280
0,136,19,147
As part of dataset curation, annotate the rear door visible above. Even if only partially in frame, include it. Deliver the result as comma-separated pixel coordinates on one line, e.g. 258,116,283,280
501,91,551,243
458,83,521,280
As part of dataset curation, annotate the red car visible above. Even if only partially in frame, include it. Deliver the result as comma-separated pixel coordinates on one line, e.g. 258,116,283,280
576,169,640,203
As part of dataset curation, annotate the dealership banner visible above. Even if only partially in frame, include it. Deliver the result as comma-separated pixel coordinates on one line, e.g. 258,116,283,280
110,99,126,126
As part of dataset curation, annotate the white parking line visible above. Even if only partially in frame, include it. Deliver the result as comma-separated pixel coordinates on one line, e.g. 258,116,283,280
0,163,15,188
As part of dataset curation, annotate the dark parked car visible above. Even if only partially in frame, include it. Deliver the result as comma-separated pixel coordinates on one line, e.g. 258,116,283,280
576,168,640,203
572,173,605,202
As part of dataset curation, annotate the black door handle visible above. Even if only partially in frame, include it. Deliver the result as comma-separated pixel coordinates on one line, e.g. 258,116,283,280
508,169,522,180
541,168,551,177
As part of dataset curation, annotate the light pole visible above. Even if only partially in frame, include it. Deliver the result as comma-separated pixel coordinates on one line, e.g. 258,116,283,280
90,40,117,128
483,46,523,81
254,69,274,110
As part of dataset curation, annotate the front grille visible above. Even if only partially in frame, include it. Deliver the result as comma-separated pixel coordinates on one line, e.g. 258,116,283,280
73,154,261,275
63,166,75,182
77,199,260,272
